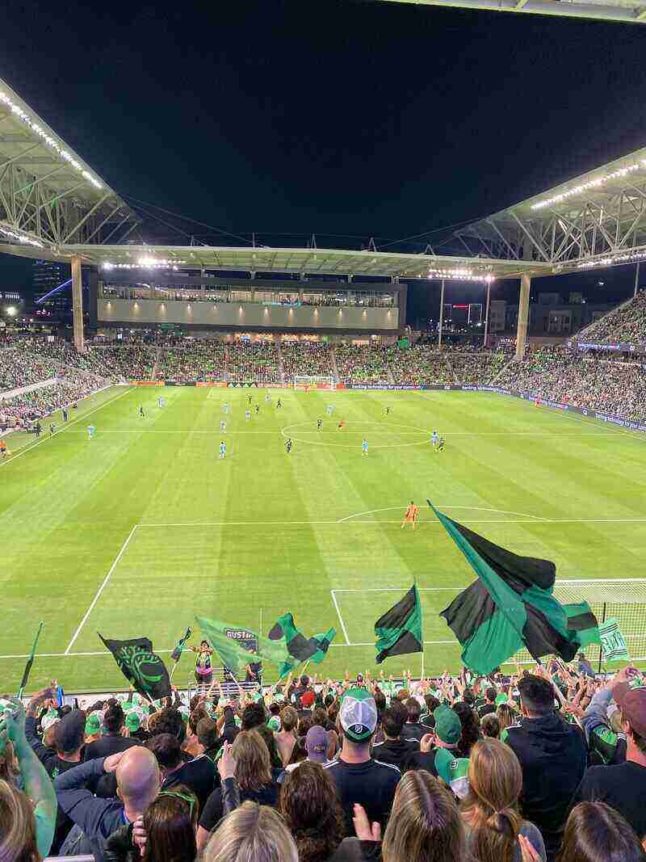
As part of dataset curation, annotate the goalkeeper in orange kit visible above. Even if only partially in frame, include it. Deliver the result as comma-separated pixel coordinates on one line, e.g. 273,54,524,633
401,501,419,530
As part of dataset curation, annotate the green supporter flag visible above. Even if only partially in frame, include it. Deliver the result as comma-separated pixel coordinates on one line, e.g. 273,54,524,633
310,627,336,664
99,634,171,701
170,626,192,663
197,616,294,679
268,613,336,671
599,618,630,662
429,501,600,675
374,585,423,664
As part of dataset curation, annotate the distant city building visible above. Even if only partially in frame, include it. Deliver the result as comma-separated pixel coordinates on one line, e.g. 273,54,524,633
32,259,72,321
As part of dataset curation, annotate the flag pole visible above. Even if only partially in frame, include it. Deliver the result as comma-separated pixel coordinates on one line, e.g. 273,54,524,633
17,621,44,699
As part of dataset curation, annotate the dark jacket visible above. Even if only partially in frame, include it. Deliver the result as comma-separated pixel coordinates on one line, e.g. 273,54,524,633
55,757,127,862
105,823,137,862
503,712,587,862
371,738,418,770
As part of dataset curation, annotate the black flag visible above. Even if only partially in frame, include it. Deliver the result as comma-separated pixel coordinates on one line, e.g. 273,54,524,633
99,634,171,701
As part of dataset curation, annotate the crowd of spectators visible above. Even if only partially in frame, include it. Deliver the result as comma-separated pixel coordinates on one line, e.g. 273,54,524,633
0,373,107,431
335,345,393,385
498,349,646,422
281,342,334,382
3,661,646,862
226,342,281,385
576,290,646,347
157,343,227,383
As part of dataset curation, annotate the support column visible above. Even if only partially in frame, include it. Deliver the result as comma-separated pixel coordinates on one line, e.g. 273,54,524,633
483,280,491,347
71,255,85,353
635,261,641,298
515,273,531,360
438,280,445,348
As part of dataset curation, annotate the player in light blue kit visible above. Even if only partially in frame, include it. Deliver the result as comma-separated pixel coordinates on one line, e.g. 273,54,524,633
326,404,334,417
158,396,166,408
361,438,369,456
219,440,227,459
431,430,439,447
220,419,227,432
87,424,96,440
223,402,230,415
244,409,251,422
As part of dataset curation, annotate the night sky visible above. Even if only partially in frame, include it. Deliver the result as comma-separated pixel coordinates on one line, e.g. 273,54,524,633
1,0,645,312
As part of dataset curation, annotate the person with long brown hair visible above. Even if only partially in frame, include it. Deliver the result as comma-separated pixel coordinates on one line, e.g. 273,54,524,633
0,781,40,862
556,802,646,862
354,770,467,862
461,738,546,862
197,731,278,851
280,762,352,862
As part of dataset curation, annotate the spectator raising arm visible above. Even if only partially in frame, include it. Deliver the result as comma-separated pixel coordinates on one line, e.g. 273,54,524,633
0,698,57,857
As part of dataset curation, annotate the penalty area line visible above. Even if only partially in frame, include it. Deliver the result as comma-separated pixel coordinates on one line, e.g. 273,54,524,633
64,524,138,654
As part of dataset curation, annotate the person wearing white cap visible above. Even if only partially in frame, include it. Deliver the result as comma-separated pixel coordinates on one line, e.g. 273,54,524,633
324,688,400,835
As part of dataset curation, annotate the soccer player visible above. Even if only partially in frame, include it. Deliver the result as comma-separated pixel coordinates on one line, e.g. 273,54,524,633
220,419,227,432
87,424,96,440
139,405,145,418
276,398,282,409
338,419,345,431
431,430,439,447
158,396,166,408
62,408,68,422
385,406,391,416
326,404,334,417
248,394,253,405
285,438,293,454
437,436,445,452
317,418,323,430
49,423,56,436
401,501,419,530
223,402,230,415
244,409,251,422
361,438,369,456
255,404,260,415
219,440,227,459
265,392,271,404
34,421,41,438
0,439,7,458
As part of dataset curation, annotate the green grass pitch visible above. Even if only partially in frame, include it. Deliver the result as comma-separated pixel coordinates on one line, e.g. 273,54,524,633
1,385,645,693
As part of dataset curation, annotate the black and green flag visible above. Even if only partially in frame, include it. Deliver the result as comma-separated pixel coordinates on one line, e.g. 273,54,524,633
268,613,337,676
374,585,423,664
99,634,171,701
429,502,600,674
170,627,192,663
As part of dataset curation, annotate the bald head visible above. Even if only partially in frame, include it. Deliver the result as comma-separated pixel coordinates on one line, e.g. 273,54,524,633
116,746,160,812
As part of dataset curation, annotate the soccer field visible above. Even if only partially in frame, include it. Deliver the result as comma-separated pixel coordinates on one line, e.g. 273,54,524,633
1,385,645,692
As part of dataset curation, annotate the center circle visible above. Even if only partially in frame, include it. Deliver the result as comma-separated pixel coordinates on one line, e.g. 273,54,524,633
280,420,431,449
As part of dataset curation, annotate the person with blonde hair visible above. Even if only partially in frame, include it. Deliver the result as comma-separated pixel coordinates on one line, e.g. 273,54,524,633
203,801,298,862
461,738,545,862
197,731,278,850
556,801,646,862
354,770,467,862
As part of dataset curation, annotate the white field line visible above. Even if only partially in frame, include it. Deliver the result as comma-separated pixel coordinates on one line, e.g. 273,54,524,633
331,590,351,645
337,506,547,523
135,518,646,528
64,524,138,654
0,386,131,469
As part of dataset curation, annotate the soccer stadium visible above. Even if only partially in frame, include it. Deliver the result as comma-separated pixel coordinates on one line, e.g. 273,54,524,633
0,2,645,861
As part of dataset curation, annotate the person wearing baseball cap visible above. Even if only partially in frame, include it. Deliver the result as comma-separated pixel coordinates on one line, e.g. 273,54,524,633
407,704,470,798
573,669,646,843
324,688,400,835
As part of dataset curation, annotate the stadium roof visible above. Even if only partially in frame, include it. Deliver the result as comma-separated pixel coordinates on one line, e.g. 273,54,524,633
0,76,138,251
380,0,646,25
455,146,646,271
3,243,545,281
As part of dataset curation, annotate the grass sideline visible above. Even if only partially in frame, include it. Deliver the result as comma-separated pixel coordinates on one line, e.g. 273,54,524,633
0,385,644,692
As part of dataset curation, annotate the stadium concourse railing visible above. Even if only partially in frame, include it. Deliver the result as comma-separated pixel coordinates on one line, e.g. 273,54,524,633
129,378,646,433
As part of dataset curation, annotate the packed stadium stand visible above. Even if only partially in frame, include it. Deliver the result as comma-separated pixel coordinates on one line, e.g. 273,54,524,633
6,663,646,862
575,289,646,347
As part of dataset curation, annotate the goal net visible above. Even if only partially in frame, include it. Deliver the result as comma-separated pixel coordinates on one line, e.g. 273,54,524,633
514,578,646,666
293,375,336,391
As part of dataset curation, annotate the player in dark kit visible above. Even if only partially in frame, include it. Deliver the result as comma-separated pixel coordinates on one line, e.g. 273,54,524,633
285,438,293,454
277,398,282,409
317,418,323,430
139,405,145,418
